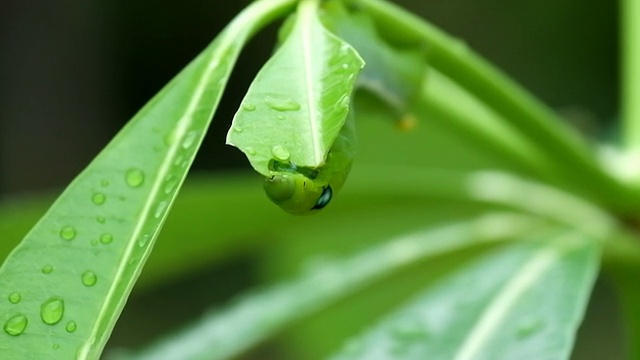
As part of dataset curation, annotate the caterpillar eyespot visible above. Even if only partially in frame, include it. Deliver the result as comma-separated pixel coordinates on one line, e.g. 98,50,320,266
312,186,332,210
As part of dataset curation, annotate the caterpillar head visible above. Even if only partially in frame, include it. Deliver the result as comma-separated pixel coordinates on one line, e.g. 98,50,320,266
263,173,332,215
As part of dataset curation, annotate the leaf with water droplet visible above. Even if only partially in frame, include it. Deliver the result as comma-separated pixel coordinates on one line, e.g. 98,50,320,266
81,271,98,287
8,292,21,304
40,298,65,325
328,233,600,360
41,265,54,274
3,314,28,336
0,0,296,357
125,168,145,188
322,4,426,116
65,321,77,333
59,226,76,241
91,193,106,205
271,145,291,161
227,0,364,174
264,95,301,112
99,233,113,244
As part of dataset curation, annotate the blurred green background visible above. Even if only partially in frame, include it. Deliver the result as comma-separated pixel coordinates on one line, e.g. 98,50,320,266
0,0,623,359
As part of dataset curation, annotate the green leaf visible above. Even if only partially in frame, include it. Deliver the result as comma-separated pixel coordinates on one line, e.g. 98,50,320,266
322,1,426,115
329,231,601,360
119,213,545,360
0,0,295,358
226,0,365,174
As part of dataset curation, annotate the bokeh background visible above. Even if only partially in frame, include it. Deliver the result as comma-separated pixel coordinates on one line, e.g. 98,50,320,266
0,0,623,358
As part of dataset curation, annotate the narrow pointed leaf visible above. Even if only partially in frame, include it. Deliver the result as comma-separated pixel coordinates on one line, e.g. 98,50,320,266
329,231,600,360
121,213,544,360
227,0,365,174
0,0,295,358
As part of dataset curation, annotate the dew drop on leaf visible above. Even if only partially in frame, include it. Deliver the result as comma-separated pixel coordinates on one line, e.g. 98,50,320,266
96,216,106,224
59,226,76,241
241,103,256,111
81,271,97,287
138,234,151,248
8,292,21,304
246,147,257,156
233,125,243,133
65,320,77,333
276,115,285,121
265,95,301,111
154,201,168,219
516,317,544,338
125,168,145,188
391,318,428,342
164,176,179,194
52,343,60,350
100,179,110,187
41,265,54,274
98,233,113,245
181,130,198,149
40,298,65,325
3,314,27,336
271,145,291,161
92,192,106,205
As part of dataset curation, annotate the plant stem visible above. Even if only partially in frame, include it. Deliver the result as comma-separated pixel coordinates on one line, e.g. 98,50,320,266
622,0,640,149
354,0,640,213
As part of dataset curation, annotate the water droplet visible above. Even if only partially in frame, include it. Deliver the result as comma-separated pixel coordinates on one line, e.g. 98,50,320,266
154,201,168,219
40,298,64,325
99,233,113,244
65,320,77,333
100,179,109,187
164,176,179,194
92,192,106,205
8,293,21,304
271,145,291,161
173,155,184,166
233,125,243,133
81,271,97,287
52,343,60,350
42,265,54,274
181,131,198,149
138,234,151,248
125,168,145,188
339,94,350,108
242,103,256,111
265,95,301,111
276,115,285,121
90,239,99,246
391,317,428,343
60,226,76,241
342,63,349,69
246,147,257,156
3,314,27,336
516,317,543,338
96,216,106,224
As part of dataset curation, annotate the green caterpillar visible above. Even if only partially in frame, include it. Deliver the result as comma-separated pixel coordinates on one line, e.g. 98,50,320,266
263,112,356,215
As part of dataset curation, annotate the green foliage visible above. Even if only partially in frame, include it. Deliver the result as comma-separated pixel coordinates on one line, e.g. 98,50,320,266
1,0,640,359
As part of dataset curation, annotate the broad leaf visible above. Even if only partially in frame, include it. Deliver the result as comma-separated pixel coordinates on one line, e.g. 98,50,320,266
322,1,426,115
226,0,365,174
329,231,600,360
0,0,296,358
